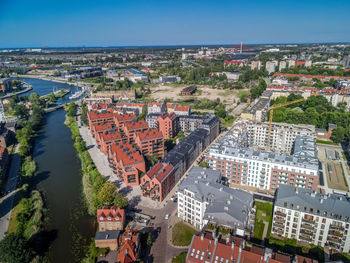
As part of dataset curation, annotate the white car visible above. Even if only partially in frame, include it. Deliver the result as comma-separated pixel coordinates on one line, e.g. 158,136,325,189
165,214,170,220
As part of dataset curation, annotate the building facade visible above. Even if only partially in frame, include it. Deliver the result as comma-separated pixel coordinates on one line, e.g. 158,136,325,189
272,185,350,253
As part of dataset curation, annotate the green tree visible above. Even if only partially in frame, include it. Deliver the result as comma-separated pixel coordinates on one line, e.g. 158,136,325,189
177,131,184,142
331,126,346,143
199,161,209,168
81,103,88,125
13,104,29,119
29,93,42,107
66,102,77,117
0,233,33,263
113,193,128,208
97,182,117,206
146,232,152,246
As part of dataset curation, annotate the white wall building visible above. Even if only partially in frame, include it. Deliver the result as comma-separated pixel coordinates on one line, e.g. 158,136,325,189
272,185,350,253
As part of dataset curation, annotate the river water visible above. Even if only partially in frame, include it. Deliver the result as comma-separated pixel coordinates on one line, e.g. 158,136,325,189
20,78,95,262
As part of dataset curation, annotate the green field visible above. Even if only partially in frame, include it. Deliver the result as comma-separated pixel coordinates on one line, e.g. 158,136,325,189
172,252,187,263
172,222,197,246
253,201,273,240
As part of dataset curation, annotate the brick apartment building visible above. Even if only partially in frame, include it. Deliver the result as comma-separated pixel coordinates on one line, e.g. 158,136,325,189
181,86,197,96
98,130,126,156
140,163,175,202
97,207,125,231
116,230,141,263
156,112,178,139
91,123,115,143
123,120,149,143
87,111,117,131
134,129,164,157
114,113,136,129
108,143,146,186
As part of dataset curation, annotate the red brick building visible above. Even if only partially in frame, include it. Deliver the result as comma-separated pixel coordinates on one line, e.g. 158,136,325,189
88,111,118,131
156,112,178,139
116,230,140,263
123,120,149,143
98,130,125,155
180,86,197,96
140,163,175,202
108,143,146,186
134,129,164,157
185,231,308,263
97,207,125,231
114,113,137,129
91,123,115,143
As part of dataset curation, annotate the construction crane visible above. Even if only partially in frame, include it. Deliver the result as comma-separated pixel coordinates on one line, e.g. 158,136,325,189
266,98,305,149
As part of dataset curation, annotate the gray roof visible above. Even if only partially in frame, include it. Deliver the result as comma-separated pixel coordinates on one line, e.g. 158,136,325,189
179,167,253,228
275,185,350,222
95,230,120,240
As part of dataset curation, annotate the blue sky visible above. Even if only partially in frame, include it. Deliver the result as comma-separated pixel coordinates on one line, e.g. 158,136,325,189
0,0,349,48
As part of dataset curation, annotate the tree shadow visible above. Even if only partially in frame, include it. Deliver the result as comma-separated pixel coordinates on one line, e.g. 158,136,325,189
28,229,58,256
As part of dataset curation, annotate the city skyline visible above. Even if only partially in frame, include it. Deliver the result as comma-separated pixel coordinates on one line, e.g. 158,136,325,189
0,0,350,48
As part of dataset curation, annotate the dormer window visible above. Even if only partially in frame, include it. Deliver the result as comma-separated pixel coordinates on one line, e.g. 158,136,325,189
115,216,120,220
99,216,104,221
107,216,112,220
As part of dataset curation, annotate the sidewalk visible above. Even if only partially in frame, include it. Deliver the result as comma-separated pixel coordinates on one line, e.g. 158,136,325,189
0,145,21,240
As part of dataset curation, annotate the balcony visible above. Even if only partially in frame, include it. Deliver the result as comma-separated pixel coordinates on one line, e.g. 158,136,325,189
327,241,341,250
273,216,285,224
328,231,343,238
302,217,315,224
299,233,313,243
300,229,313,236
330,224,344,231
274,211,286,217
273,222,285,229
150,185,159,195
301,223,314,231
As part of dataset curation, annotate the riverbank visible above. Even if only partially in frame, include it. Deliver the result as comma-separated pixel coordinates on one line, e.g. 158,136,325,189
0,84,33,99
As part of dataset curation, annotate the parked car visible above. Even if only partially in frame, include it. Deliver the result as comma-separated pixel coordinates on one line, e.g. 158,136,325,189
165,214,169,220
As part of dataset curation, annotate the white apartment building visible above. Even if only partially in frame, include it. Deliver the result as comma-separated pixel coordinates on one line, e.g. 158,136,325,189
177,167,253,236
279,61,287,71
266,61,278,74
247,122,316,153
206,135,319,192
272,185,350,253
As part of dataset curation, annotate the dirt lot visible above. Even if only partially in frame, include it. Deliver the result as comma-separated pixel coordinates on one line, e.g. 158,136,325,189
318,145,348,191
150,84,248,110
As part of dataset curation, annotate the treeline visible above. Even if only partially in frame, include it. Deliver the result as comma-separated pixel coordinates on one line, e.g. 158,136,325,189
64,102,128,215
0,92,50,262
271,94,350,143
281,65,350,77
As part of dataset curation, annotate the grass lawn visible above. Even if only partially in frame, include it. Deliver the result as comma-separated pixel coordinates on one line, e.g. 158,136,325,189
172,222,197,246
7,195,23,233
172,252,187,263
253,201,273,240
316,139,338,145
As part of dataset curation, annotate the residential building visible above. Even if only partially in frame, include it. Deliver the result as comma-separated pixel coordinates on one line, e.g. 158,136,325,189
0,123,14,148
247,122,316,153
98,130,125,155
271,185,350,253
241,95,271,123
266,61,278,74
123,120,148,143
91,122,115,143
206,135,319,192
146,113,162,128
114,113,137,129
97,207,125,231
251,60,262,70
181,86,197,95
174,105,191,116
166,102,178,114
87,111,118,131
156,112,179,139
0,78,12,92
95,230,120,250
116,230,141,263
279,61,287,71
141,126,216,202
185,231,299,263
134,129,164,157
147,102,166,114
177,167,254,235
200,114,220,143
108,143,145,187
140,162,176,202
178,115,204,132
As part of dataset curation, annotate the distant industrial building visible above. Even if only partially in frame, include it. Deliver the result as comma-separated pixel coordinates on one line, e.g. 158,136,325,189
159,75,181,83
181,86,197,96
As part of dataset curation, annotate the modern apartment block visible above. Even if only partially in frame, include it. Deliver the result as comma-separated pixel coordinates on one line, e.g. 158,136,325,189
134,129,164,157
107,143,146,186
141,117,219,202
247,122,315,153
271,185,350,253
206,135,319,192
156,112,179,139
177,167,254,235
146,113,162,128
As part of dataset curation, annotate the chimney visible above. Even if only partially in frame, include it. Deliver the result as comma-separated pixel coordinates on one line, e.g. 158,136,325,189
201,233,204,241
226,234,230,244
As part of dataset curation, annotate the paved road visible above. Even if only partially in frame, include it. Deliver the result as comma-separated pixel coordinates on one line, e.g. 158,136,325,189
0,146,21,239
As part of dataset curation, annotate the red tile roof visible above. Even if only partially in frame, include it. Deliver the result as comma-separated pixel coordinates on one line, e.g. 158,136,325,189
100,130,123,141
109,143,144,165
148,102,162,107
135,129,163,141
158,112,176,121
117,230,139,263
273,73,350,80
174,105,190,112
92,123,113,132
124,120,148,130
88,111,117,121
115,113,137,122
97,207,125,223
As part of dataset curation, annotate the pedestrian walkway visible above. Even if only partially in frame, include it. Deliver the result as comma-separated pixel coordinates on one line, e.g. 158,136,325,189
0,146,21,240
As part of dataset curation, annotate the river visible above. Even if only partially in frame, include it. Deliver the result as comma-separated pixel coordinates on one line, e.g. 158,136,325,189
22,78,95,262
